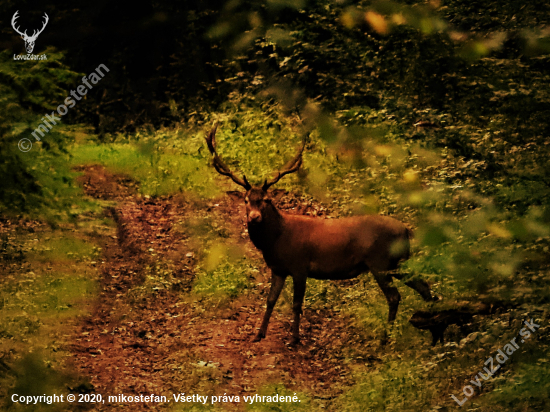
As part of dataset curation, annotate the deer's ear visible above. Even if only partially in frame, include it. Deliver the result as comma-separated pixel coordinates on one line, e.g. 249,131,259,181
270,189,286,203
226,190,244,201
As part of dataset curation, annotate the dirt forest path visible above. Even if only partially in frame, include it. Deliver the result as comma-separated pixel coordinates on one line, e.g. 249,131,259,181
68,165,379,411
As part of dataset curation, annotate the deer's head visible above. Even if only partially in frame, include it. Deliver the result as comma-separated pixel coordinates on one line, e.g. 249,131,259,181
12,11,49,54
205,123,306,225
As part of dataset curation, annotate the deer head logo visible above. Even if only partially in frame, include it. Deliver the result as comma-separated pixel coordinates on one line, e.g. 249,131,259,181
11,11,49,54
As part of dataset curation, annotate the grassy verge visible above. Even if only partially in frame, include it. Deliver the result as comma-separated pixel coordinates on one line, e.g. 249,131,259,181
0,224,103,408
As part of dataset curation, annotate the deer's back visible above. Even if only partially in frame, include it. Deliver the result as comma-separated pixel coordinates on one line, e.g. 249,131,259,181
269,214,410,279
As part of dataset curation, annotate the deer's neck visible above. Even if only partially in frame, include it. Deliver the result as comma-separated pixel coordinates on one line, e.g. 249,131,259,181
247,204,284,252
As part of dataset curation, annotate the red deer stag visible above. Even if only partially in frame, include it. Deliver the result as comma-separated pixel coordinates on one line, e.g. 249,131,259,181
205,123,436,344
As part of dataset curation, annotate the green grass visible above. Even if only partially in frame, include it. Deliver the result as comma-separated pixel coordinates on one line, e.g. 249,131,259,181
193,257,254,302
0,271,96,322
27,235,98,263
12,149,103,223
188,213,257,305
69,132,221,198
481,361,550,410
0,229,100,408
0,262,97,342
334,359,440,412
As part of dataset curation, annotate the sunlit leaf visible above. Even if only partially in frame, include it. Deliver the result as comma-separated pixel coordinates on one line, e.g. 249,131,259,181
365,11,389,35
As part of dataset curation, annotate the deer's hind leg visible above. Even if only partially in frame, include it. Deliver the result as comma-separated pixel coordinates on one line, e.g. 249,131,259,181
391,272,436,302
372,271,401,323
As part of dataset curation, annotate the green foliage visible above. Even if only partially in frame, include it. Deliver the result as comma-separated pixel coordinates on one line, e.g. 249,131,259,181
193,258,253,302
0,48,80,114
0,232,98,407
1,271,96,327
21,149,101,223
186,210,255,305
334,360,437,412
0,48,91,217
70,132,220,198
0,243,97,341
5,352,74,412
481,360,550,410
199,103,309,186
28,236,98,263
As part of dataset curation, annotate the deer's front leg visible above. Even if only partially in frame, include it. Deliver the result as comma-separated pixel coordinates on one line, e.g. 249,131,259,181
290,275,307,345
253,272,287,342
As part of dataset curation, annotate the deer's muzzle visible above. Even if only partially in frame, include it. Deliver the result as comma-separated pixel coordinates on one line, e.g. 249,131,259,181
247,210,262,223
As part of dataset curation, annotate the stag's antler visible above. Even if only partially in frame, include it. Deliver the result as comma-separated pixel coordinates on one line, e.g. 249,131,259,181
205,123,251,190
11,11,26,37
262,135,307,191
11,11,49,40
31,13,49,41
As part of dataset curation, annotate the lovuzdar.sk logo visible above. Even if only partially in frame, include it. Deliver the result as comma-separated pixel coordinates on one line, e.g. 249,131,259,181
11,10,49,54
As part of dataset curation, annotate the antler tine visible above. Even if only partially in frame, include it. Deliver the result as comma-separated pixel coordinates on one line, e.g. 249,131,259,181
11,11,26,37
205,122,218,154
205,123,251,190
29,12,49,40
38,13,49,35
263,135,307,190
